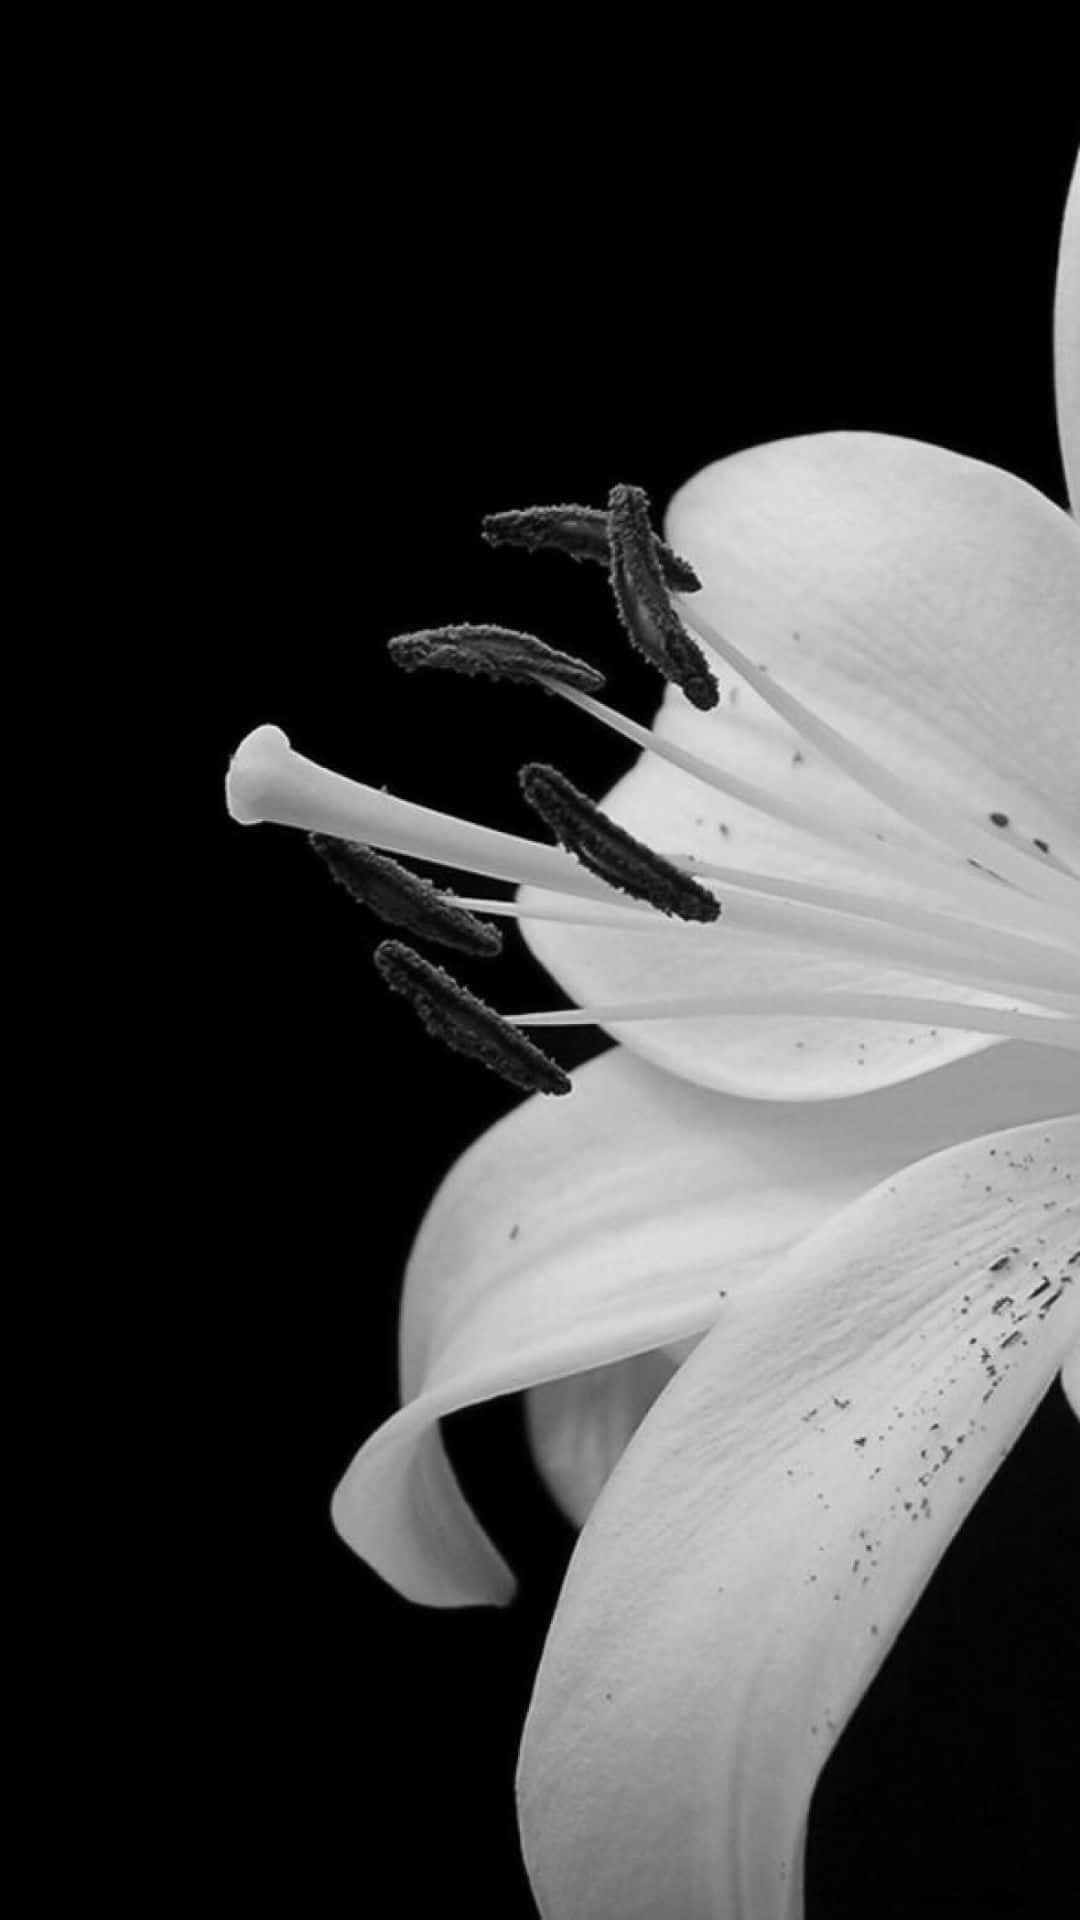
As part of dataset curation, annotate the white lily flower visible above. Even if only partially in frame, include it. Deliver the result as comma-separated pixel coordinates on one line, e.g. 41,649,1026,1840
227,153,1079,1916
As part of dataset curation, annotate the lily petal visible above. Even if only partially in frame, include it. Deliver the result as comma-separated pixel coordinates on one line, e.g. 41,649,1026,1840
668,434,1079,841
1055,150,1080,516
522,434,1079,1098
517,1115,1080,1920
331,1043,1079,1604
524,1350,679,1528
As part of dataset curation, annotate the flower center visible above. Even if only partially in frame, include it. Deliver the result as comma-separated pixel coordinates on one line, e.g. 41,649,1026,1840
227,487,1080,1094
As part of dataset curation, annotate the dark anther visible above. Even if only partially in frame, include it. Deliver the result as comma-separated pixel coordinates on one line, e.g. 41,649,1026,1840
387,624,606,696
483,505,611,567
519,762,721,923
374,940,571,1096
482,503,700,594
607,484,719,711
309,835,503,957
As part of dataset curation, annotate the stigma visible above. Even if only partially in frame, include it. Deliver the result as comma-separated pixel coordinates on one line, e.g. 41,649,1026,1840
227,488,1080,1094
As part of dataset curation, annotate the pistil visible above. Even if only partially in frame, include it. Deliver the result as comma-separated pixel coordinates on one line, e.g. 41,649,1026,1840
230,726,1078,1032
227,724,622,904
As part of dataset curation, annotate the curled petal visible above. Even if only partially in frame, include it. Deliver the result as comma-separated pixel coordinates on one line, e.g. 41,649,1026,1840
517,1114,1080,1920
331,1044,1079,1604
1055,149,1080,516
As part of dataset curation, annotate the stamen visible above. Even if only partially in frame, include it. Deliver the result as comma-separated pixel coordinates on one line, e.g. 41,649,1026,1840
607,484,719,712
482,503,701,592
678,598,1080,931
309,834,503,957
519,762,721,923
557,683,1080,956
454,893,661,932
388,624,606,696
374,940,571,1096
483,503,610,567
461,878,1080,1014
508,993,1080,1052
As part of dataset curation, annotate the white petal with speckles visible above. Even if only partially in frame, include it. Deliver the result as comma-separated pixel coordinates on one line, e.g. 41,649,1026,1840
518,1115,1080,1920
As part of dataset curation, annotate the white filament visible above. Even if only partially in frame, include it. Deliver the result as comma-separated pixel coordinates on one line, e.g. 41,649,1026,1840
508,996,1080,1050
676,598,1080,931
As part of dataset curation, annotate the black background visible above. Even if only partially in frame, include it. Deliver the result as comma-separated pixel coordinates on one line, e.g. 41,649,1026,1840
191,66,1079,1919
